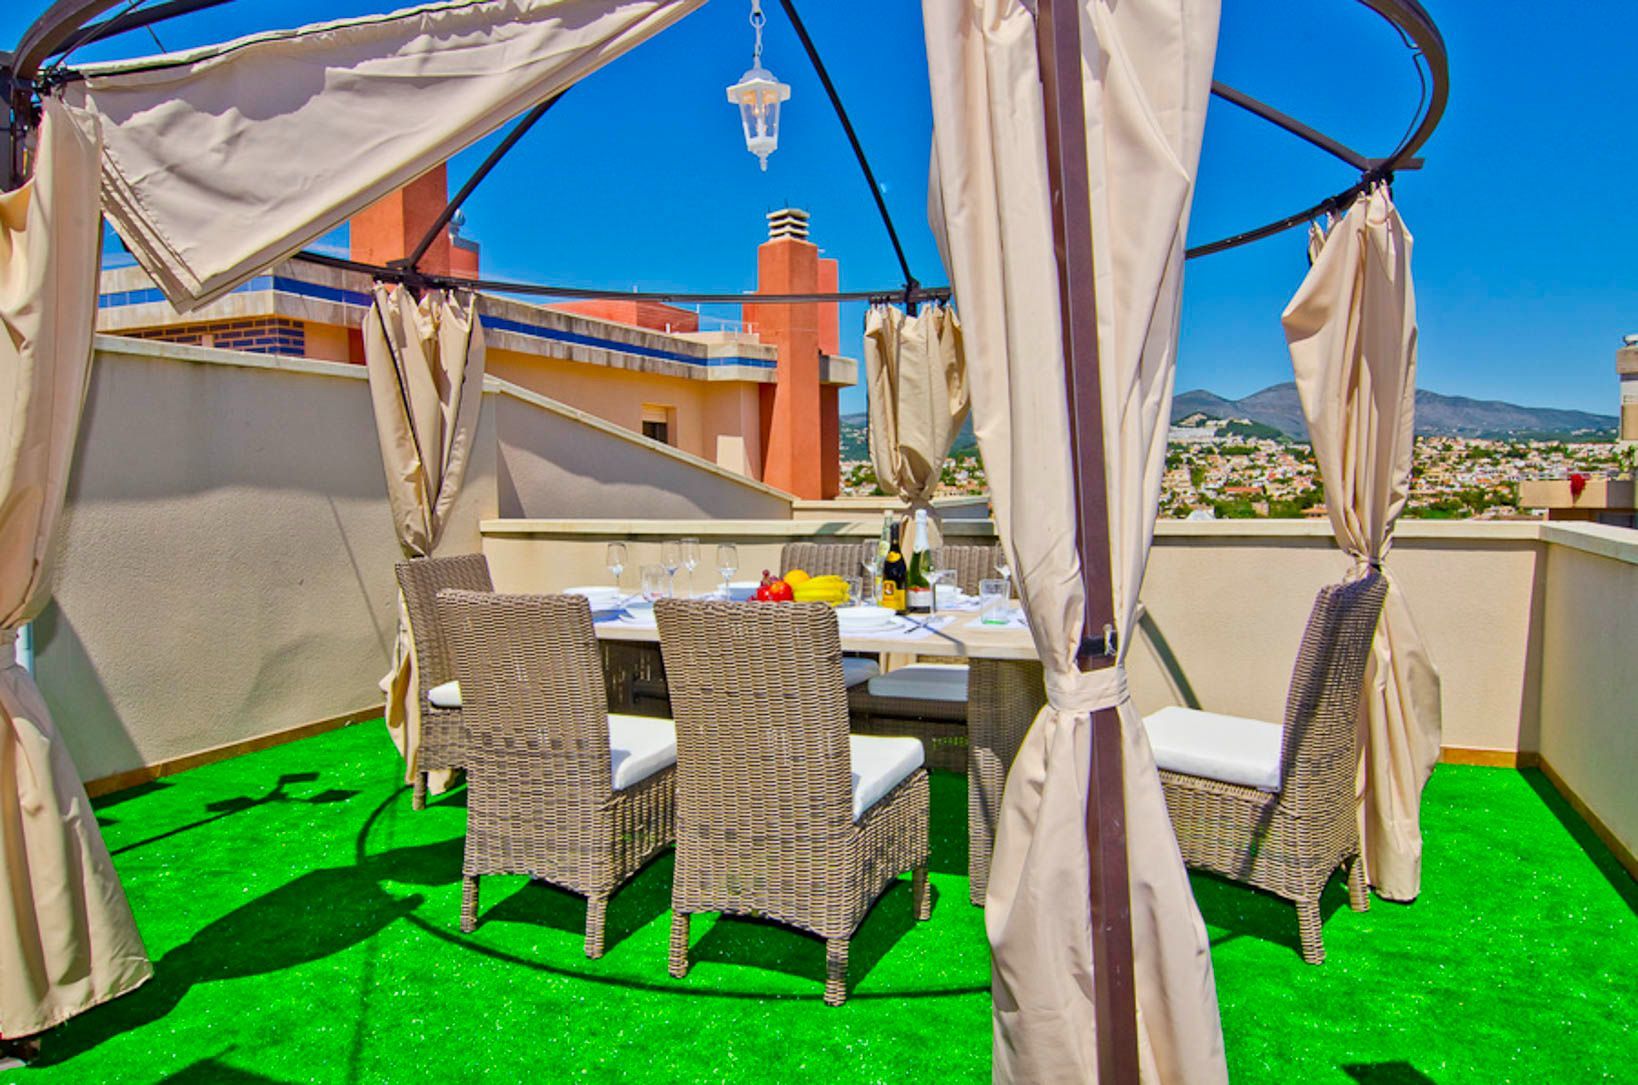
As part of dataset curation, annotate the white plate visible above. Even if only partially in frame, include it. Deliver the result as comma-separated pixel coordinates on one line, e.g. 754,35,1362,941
835,605,896,626
564,586,623,607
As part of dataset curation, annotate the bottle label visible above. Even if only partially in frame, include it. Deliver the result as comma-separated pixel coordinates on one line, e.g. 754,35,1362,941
907,587,932,612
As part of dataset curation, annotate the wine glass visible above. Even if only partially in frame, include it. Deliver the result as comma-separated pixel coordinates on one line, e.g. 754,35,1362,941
606,542,628,593
716,543,739,599
640,564,669,603
680,537,701,597
994,555,1013,599
661,540,683,597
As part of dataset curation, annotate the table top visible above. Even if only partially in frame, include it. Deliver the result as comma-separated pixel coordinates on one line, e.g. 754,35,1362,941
594,607,1040,661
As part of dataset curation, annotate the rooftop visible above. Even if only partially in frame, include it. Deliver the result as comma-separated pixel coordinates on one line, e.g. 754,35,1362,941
14,723,1633,1082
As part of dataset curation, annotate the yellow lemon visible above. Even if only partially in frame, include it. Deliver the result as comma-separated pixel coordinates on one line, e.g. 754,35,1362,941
783,569,811,587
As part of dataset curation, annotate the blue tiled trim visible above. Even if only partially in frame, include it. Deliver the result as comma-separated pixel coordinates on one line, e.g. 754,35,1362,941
98,275,775,371
482,315,774,370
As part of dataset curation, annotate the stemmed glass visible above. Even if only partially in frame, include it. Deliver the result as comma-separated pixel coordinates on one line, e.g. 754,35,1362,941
606,542,627,593
681,537,701,598
661,540,683,598
716,543,739,599
994,555,1013,600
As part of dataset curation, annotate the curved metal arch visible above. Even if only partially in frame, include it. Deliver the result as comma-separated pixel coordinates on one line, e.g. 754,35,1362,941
7,0,1449,275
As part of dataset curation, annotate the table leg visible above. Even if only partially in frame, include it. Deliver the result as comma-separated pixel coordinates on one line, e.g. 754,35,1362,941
967,658,1046,906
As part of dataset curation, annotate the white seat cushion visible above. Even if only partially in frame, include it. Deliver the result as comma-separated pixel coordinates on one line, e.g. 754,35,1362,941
608,714,678,791
866,663,969,703
841,657,880,689
1142,705,1284,793
849,735,925,821
427,680,461,710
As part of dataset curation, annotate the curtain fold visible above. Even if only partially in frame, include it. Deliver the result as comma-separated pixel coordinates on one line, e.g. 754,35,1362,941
0,98,152,1038
1284,186,1442,902
363,284,487,788
924,1,1224,1081
863,304,970,540
63,0,706,311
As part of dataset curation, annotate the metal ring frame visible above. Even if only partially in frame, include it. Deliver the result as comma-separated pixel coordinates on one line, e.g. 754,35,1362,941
4,0,1447,303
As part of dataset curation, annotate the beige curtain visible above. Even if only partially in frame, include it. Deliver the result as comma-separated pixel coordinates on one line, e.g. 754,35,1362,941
63,0,706,311
363,284,486,787
864,305,970,539
0,98,152,1038
924,1,1224,1081
1284,186,1441,902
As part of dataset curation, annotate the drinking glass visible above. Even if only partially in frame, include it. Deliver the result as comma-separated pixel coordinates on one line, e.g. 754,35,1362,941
928,568,957,614
860,554,882,605
979,578,1010,625
681,537,701,597
606,542,628,592
843,577,864,606
716,543,739,598
661,540,683,597
640,564,670,602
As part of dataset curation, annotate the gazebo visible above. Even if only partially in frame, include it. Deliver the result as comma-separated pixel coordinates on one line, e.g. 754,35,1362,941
0,2,1458,1081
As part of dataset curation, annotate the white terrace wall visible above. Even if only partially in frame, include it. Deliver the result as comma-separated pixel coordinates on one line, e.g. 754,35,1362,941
37,336,789,786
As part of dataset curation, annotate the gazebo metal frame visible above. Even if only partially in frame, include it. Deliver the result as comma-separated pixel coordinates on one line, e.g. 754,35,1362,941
0,2,1449,1080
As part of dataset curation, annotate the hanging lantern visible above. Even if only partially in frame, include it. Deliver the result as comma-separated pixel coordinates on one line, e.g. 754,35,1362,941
726,1,790,171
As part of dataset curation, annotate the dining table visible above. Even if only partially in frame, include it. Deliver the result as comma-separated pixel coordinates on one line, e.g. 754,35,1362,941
592,604,1047,906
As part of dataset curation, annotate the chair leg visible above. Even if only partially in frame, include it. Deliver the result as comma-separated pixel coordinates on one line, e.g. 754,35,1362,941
1295,898,1325,965
412,771,428,811
824,938,849,1007
912,866,931,921
1347,856,1371,913
668,912,691,979
584,895,608,959
460,875,480,934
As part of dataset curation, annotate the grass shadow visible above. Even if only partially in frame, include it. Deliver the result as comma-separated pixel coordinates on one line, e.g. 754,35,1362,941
476,853,675,952
689,877,925,993
1191,866,1354,956
927,771,968,876
1521,769,1637,914
1341,1060,1438,1084
106,772,360,858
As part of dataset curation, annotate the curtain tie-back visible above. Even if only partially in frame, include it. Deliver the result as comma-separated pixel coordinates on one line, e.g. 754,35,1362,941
1046,665,1129,716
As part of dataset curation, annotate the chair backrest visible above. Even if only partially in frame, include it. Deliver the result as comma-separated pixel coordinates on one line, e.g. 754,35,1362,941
932,543,1005,595
655,599,854,856
778,541,875,580
1277,571,1389,812
396,554,493,695
436,590,613,812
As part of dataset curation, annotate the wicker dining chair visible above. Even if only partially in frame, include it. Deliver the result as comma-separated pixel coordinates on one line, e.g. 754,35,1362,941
1151,571,1388,964
654,598,931,1006
437,590,677,958
778,540,876,580
395,554,493,810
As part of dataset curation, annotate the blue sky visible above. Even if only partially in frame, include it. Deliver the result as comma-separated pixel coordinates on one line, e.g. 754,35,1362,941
6,1,1632,415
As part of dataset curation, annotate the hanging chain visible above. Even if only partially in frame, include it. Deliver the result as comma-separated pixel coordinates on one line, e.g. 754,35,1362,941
750,0,765,66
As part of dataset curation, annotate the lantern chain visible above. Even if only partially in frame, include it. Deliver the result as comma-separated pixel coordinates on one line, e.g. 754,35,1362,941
750,0,765,67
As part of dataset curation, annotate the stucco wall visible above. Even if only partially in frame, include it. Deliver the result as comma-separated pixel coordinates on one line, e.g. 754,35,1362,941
1535,526,1637,858
38,338,497,783
493,386,793,522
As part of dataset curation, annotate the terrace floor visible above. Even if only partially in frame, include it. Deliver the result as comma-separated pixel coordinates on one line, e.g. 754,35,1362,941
11,722,1635,1084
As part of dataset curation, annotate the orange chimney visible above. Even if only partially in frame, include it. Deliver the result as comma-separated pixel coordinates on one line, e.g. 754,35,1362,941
350,165,479,278
743,209,838,500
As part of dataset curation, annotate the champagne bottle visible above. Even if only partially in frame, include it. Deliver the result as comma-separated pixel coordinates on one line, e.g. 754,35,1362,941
907,508,933,614
881,523,907,613
876,511,893,603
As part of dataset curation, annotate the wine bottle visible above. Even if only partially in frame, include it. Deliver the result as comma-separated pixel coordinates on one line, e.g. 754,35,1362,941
907,508,933,614
881,523,907,614
876,511,893,602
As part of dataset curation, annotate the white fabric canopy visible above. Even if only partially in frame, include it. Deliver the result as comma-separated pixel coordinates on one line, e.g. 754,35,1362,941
363,285,487,791
864,304,970,538
1284,186,1442,902
0,98,152,1038
924,1,1224,1081
63,0,705,311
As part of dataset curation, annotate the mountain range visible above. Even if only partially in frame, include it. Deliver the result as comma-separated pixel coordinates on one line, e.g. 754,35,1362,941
841,383,1615,457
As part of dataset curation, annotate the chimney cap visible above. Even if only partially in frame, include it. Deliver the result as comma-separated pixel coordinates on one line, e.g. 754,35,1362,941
766,207,811,241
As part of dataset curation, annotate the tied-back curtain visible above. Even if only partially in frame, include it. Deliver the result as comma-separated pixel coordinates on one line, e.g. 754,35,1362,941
364,284,486,787
924,1,1225,1082
1283,186,1442,902
0,98,152,1038
864,305,970,542
62,0,706,312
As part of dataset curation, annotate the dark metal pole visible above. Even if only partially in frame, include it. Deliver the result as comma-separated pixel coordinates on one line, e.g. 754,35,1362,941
1034,1,1140,1082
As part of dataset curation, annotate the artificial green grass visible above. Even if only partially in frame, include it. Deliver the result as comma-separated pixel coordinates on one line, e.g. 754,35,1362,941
13,722,1635,1083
